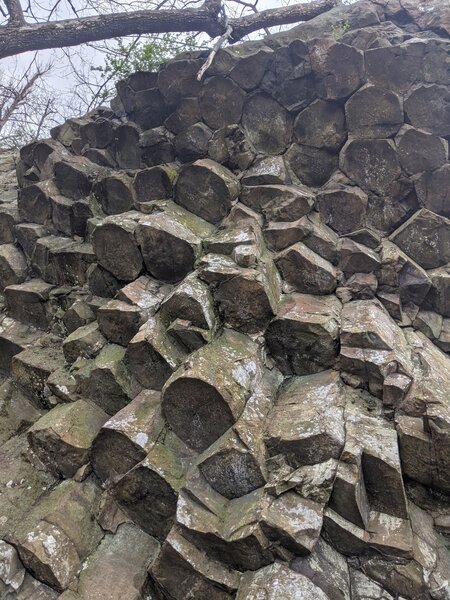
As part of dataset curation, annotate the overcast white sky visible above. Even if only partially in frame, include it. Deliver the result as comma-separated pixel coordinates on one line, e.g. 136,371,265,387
0,0,315,135
3,0,293,91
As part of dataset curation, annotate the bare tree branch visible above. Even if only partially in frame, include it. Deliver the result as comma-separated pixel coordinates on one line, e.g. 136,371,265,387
86,36,141,110
0,0,336,59
32,95,53,140
3,0,25,25
197,24,233,80
0,68,41,131
0,0,224,57
229,0,336,41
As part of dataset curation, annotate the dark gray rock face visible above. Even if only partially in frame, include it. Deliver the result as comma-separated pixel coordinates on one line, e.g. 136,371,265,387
1,1,450,598
242,92,293,154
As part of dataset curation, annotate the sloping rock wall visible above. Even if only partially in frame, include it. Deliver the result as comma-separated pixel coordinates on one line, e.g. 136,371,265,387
0,0,450,598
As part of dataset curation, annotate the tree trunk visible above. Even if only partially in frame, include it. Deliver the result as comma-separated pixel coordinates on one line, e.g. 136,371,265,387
0,0,337,59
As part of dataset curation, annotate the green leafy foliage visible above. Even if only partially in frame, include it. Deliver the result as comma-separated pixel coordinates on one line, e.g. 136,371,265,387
94,33,199,83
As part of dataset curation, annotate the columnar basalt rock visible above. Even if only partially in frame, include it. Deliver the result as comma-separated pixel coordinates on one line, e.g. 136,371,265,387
27,399,109,478
135,201,213,283
265,293,341,375
162,330,263,452
91,212,143,281
0,0,450,597
91,389,164,483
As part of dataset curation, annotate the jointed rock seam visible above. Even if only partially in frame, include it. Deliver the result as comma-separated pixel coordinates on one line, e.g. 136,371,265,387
0,0,449,598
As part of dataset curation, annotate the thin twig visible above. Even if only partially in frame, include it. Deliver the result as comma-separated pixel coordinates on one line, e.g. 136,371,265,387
4,0,25,25
197,4,232,81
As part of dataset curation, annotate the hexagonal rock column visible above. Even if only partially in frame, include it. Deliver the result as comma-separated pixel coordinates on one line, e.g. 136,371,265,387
414,164,450,219
175,484,273,571
404,84,450,137
17,180,54,224
13,223,47,262
237,563,330,600
0,203,19,244
197,430,266,502
79,117,115,149
140,126,175,167
390,209,450,270
241,156,288,186
111,430,195,540
92,172,135,215
338,238,381,275
91,389,164,483
265,370,346,469
343,404,408,520
117,74,166,130
309,39,364,100
0,244,27,290
60,523,160,600
27,399,108,479
198,76,246,130
63,300,95,333
74,344,132,415
160,273,215,331
124,316,186,390
266,292,341,376
15,480,102,593
114,123,140,169
17,521,80,592
317,186,368,235
340,139,401,195
339,300,412,397
424,267,450,317
296,100,346,153
175,159,239,224
398,415,450,494
240,183,314,220
323,506,413,560
174,121,212,162
329,455,369,530
209,46,272,91
212,255,281,335
275,242,337,295
395,125,448,176
53,156,100,200
4,279,55,329
377,240,431,307
132,164,176,206
208,124,256,171
196,370,279,499
265,212,338,262
92,212,143,281
12,344,65,407
259,491,323,555
345,85,403,138
135,201,213,283
97,299,145,346
32,236,95,287
242,92,292,154
117,274,170,317
162,330,262,452
62,322,106,364
151,527,240,600
285,143,337,188
0,320,42,376
398,330,450,492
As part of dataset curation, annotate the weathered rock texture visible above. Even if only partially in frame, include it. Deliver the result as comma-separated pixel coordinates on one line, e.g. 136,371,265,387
1,0,450,597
